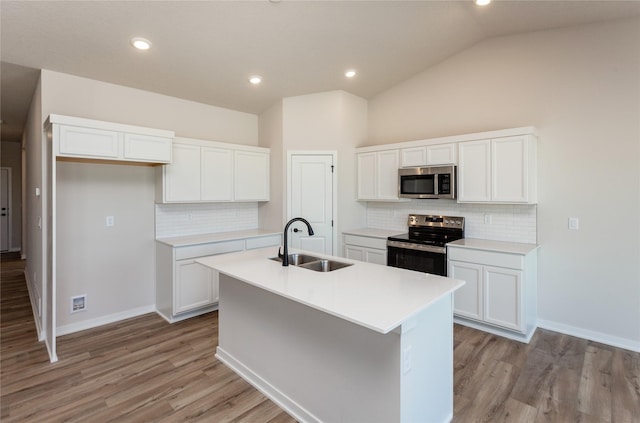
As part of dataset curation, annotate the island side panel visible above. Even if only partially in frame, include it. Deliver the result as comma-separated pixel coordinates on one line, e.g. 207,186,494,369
400,294,454,423
217,274,401,423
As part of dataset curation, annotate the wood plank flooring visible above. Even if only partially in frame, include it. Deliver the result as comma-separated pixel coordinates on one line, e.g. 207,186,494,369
1,253,639,422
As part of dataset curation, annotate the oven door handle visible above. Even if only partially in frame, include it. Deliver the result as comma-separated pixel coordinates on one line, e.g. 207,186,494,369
387,240,446,254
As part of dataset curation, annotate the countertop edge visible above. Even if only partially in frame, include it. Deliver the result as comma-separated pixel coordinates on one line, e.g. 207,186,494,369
447,238,539,255
157,229,281,247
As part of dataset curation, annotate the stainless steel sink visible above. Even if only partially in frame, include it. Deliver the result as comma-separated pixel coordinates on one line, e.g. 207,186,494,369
270,253,322,266
270,255,353,272
298,259,353,272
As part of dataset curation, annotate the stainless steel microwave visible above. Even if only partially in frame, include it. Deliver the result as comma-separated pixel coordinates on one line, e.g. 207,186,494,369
398,165,456,199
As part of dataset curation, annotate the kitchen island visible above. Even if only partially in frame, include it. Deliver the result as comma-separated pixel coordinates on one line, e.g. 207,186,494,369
196,247,464,423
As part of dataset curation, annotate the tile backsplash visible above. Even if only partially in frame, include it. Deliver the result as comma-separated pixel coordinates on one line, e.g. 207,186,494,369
156,203,259,238
366,200,536,244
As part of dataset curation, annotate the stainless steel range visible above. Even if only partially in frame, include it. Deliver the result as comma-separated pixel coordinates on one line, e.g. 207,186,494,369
387,214,465,276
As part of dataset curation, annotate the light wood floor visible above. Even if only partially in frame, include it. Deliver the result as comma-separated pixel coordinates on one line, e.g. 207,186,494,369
1,253,639,422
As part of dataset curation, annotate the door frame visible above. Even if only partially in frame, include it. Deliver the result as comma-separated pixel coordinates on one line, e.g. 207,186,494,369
286,151,338,255
0,167,12,252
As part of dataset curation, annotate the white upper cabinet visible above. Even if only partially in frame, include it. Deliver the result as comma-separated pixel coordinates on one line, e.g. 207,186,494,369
201,147,233,201
401,143,457,167
158,137,269,203
234,150,270,201
49,114,173,164
165,143,201,202
458,139,492,202
458,134,537,204
357,149,403,201
359,126,536,204
123,133,173,162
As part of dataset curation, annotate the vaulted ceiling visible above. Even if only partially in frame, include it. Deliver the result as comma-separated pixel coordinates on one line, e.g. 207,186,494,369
2,0,639,143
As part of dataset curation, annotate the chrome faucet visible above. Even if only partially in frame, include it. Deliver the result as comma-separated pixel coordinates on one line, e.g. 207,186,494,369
278,217,315,266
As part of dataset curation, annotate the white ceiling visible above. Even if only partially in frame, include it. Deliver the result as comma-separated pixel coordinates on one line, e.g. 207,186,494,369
2,0,639,143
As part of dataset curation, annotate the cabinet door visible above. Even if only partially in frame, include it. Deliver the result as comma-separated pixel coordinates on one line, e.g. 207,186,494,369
174,259,216,314
449,260,483,321
401,147,427,167
164,143,201,202
491,136,529,203
483,266,523,332
376,150,400,200
123,133,172,163
356,152,377,200
201,147,233,201
364,248,387,265
58,125,120,159
234,150,269,201
345,245,365,261
458,139,491,202
426,143,457,165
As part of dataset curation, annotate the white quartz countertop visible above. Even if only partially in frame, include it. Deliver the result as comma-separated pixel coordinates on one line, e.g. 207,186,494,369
196,247,464,334
447,238,538,255
156,229,281,248
342,228,405,239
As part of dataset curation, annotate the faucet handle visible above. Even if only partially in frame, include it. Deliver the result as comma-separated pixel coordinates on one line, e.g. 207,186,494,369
278,246,284,260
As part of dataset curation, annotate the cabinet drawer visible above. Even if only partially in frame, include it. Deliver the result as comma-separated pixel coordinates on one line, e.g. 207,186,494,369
447,247,524,270
175,240,245,260
344,234,387,250
246,235,281,250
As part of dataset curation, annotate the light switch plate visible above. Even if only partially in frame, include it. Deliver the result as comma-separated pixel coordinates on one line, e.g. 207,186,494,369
106,216,115,227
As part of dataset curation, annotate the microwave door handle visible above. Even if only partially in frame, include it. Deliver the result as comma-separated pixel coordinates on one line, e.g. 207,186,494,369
433,173,439,195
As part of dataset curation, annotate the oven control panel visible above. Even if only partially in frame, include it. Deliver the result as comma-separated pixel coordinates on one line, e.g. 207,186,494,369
408,214,464,229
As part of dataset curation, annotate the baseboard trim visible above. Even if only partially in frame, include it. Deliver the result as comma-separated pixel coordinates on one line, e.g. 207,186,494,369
216,347,319,423
23,270,44,341
56,305,156,336
454,317,536,344
537,319,640,353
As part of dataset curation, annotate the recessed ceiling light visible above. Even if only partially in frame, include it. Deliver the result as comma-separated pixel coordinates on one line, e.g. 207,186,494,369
475,0,491,6
249,75,262,85
345,70,356,78
130,37,152,50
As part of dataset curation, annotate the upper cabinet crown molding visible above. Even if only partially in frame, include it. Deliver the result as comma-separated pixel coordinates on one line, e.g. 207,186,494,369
46,114,174,164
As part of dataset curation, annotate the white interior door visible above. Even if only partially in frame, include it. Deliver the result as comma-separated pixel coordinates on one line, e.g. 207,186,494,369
0,168,10,252
289,154,334,255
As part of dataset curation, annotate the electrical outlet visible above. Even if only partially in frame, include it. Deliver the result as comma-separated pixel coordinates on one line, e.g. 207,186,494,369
402,346,412,374
106,216,115,227
71,295,87,313
484,214,492,224
568,217,579,230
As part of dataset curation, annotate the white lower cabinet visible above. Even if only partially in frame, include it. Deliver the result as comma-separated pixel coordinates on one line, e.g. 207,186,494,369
448,241,537,342
156,233,281,322
174,259,217,314
343,234,387,265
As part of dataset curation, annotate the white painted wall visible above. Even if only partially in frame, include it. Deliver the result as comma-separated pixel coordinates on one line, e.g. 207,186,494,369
23,75,45,339
41,70,258,145
367,18,640,349
258,100,285,231
33,70,259,334
1,141,23,251
281,91,368,252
